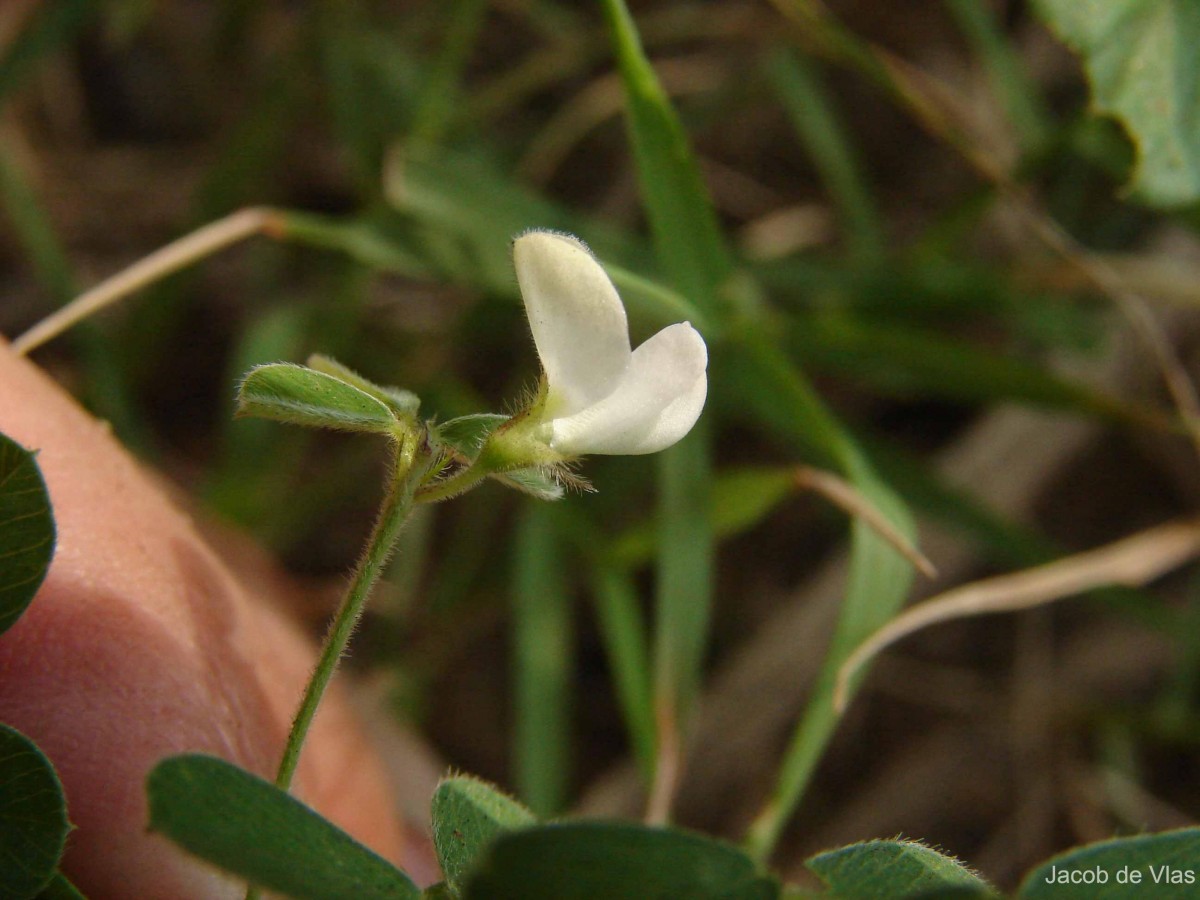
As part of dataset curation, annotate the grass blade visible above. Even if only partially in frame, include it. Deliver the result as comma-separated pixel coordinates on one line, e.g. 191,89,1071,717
944,0,1050,153
511,503,572,817
599,0,727,822
0,0,94,109
598,0,732,315
589,564,655,779
766,49,884,261
724,334,917,862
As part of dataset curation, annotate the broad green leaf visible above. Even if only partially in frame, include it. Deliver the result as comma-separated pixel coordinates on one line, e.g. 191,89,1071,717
306,353,420,418
1018,828,1200,898
0,432,55,636
146,754,419,900
236,362,399,434
807,839,995,899
462,822,779,900
0,724,70,900
1032,0,1200,207
431,776,537,894
437,414,510,460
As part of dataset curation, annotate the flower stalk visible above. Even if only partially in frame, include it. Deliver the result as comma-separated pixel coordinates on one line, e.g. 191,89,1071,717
273,427,432,792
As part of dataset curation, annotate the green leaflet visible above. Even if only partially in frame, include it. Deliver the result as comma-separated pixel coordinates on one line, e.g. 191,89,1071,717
236,362,403,435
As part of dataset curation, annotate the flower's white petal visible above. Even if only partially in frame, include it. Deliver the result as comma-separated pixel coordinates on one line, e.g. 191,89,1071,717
513,230,631,417
621,371,707,455
550,322,707,455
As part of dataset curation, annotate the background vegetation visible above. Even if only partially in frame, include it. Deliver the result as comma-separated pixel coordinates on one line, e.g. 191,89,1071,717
3,0,1199,891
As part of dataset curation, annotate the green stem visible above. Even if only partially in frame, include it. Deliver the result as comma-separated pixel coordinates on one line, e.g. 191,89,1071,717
273,431,428,791
244,431,429,900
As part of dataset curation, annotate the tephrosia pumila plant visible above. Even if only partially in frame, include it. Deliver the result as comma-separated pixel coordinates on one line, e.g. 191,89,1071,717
138,230,731,899
235,229,708,797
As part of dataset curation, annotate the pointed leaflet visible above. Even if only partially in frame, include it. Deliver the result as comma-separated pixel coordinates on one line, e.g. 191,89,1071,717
236,362,400,434
306,353,419,419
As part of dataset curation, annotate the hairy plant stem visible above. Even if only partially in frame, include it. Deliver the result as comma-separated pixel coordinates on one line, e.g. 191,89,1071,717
273,430,428,792
242,431,428,900
414,461,489,504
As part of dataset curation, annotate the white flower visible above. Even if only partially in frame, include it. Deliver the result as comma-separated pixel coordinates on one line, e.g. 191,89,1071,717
513,230,707,456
